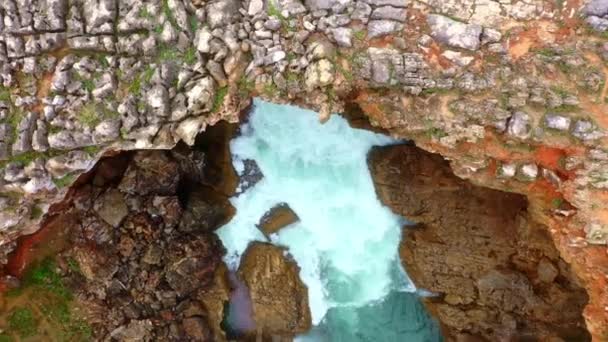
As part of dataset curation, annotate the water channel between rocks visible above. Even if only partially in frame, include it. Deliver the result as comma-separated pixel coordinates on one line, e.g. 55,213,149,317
218,99,442,341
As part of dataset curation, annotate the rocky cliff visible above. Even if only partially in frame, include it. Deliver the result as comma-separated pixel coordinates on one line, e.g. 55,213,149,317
370,144,590,341
1,0,608,339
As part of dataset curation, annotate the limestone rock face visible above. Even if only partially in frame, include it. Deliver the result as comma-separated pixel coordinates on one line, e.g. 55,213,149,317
238,242,312,338
368,144,590,341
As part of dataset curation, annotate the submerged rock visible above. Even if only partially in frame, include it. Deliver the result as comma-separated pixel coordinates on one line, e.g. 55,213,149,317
238,242,311,338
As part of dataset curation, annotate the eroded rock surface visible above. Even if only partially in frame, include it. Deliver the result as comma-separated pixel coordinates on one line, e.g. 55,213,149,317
369,144,590,341
257,203,300,237
238,242,312,339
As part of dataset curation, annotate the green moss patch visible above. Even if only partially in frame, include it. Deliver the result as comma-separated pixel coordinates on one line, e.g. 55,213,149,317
1,258,92,341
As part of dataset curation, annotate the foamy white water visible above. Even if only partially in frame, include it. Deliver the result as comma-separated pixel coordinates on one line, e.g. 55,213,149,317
217,99,440,341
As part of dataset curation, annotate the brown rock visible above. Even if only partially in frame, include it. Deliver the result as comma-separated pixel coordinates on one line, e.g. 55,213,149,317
182,317,211,341
164,234,224,297
368,144,590,341
238,242,311,338
198,263,231,342
94,188,128,228
178,186,235,233
257,203,299,237
118,151,180,196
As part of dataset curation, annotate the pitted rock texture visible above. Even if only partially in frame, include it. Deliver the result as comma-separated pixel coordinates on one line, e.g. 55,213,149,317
238,242,312,339
1,0,608,338
369,144,590,341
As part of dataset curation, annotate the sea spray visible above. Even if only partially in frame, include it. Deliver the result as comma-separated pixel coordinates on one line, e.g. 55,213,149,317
217,99,441,341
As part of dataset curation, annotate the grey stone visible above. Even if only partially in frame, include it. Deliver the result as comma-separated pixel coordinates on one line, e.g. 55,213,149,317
305,0,339,10
248,0,265,16
147,85,170,118
206,60,228,87
12,112,37,155
265,18,283,31
264,50,287,65
6,36,25,59
45,151,94,178
586,15,608,32
32,120,50,152
481,28,502,44
497,163,517,178
195,27,213,53
160,21,179,43
544,114,571,131
307,39,336,60
519,163,538,180
186,77,216,113
351,2,372,22
427,14,482,51
363,0,409,7
304,59,334,90
585,222,608,245
48,131,77,149
94,119,121,143
572,119,604,141
168,0,189,32
206,0,240,29
367,20,403,39
372,59,391,84
584,0,608,16
370,6,407,22
507,111,531,139
83,0,116,34
325,14,351,27
331,27,352,47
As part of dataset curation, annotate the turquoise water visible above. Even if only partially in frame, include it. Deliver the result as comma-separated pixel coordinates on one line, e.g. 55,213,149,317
218,99,442,341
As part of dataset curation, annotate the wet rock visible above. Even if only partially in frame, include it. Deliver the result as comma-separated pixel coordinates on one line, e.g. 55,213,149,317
427,14,482,51
257,203,300,237
235,159,264,194
238,242,312,337
198,263,231,341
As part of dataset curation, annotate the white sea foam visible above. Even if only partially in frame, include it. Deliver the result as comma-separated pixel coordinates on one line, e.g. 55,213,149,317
217,99,415,326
